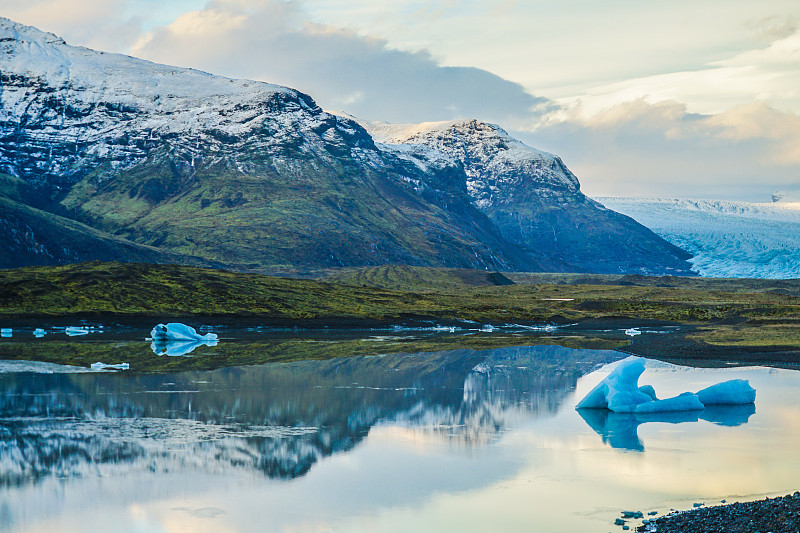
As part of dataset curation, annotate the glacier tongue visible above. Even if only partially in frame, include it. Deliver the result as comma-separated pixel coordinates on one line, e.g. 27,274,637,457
596,197,800,279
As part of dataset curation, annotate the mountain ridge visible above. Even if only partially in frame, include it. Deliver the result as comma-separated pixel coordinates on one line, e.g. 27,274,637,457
0,17,694,276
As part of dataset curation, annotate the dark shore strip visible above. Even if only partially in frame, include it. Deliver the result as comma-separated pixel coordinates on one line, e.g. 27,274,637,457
642,492,800,533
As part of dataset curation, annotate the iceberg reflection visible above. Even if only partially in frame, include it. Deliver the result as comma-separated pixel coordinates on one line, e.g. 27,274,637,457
578,403,755,451
150,337,219,356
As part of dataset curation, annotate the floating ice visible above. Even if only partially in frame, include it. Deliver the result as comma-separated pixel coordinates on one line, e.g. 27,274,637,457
634,392,704,413
1,328,11,337
638,384,657,401
90,362,130,370
576,358,756,414
33,328,46,337
624,328,642,336
65,326,89,336
149,323,219,357
150,323,218,342
696,379,756,405
575,358,652,411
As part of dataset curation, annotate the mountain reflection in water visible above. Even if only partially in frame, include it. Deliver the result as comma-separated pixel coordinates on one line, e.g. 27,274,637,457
0,345,620,486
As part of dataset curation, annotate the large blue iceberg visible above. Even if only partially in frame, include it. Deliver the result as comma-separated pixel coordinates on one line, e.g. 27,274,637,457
576,357,755,413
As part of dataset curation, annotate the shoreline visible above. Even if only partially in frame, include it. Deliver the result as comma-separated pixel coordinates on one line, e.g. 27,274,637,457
642,492,800,532
0,317,799,372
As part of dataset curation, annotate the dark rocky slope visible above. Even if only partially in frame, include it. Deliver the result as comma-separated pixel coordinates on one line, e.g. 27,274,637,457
368,119,693,274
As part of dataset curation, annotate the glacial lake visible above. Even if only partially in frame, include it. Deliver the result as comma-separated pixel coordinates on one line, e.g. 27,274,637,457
1,340,800,532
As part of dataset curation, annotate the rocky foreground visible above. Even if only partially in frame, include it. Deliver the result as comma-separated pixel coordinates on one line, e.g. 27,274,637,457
642,492,800,533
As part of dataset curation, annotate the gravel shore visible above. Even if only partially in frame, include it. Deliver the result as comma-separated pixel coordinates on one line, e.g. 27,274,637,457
640,492,800,533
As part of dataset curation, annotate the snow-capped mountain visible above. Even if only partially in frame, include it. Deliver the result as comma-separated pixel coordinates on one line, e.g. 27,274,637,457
365,119,694,275
0,17,693,275
597,197,800,279
367,119,579,209
0,17,375,189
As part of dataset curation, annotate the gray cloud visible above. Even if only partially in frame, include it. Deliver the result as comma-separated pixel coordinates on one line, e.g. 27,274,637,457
131,0,552,124
745,15,798,41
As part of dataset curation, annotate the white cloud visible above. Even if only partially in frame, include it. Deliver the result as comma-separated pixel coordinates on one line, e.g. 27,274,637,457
0,0,143,52
519,100,800,200
556,28,800,117
300,1,800,107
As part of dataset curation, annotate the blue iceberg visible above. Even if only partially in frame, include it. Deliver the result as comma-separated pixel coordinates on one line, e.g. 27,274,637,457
696,379,756,405
576,358,653,412
634,392,704,413
577,358,756,414
149,323,218,357
150,323,217,342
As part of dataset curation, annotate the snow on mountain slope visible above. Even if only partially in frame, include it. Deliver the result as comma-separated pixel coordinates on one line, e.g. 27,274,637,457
366,119,579,209
596,197,800,279
0,17,376,188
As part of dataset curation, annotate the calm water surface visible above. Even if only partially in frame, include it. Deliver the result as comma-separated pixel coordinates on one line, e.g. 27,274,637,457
1,343,799,532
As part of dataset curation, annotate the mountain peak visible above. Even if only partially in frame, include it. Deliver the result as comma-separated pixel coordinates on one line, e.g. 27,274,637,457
0,17,65,46
362,117,579,210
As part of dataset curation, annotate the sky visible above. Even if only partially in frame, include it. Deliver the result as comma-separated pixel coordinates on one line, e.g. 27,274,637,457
2,0,799,200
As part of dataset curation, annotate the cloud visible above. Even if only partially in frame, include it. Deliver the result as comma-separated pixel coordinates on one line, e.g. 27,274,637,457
5,0,797,201
745,15,797,41
0,0,143,52
518,100,800,200
130,0,551,124
552,27,800,119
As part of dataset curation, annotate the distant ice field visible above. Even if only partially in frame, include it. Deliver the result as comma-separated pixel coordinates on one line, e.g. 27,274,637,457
595,197,800,279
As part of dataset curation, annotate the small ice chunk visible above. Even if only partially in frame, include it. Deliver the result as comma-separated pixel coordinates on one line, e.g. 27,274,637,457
90,362,130,370
624,328,642,336
696,379,756,405
33,328,46,337
638,384,658,401
634,392,704,413
576,358,652,412
150,323,218,342
607,383,655,413
1,328,12,337
66,326,89,336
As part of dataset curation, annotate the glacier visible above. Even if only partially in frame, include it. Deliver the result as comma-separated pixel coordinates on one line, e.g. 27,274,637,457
596,197,800,279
